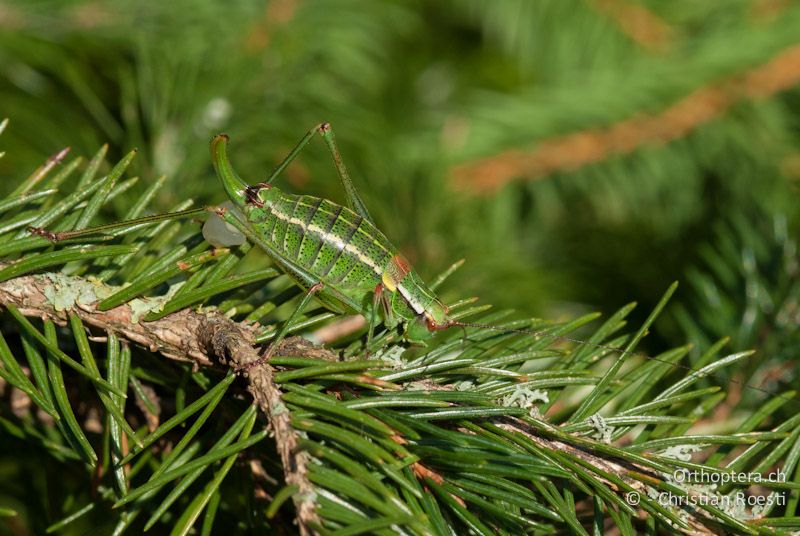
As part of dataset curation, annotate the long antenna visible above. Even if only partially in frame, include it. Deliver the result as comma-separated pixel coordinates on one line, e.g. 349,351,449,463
28,207,209,241
450,319,798,406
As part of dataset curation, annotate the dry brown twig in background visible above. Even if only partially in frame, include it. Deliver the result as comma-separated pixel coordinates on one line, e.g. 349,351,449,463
453,43,800,194
588,0,674,52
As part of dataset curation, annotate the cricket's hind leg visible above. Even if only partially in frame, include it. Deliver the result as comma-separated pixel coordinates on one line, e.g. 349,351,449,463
316,123,374,224
259,122,375,224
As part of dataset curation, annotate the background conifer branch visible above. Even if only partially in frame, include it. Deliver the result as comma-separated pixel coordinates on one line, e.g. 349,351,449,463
2,2,800,531
452,42,800,193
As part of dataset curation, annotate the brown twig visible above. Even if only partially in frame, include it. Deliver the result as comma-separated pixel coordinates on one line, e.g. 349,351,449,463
401,382,723,534
199,318,319,535
588,0,674,52
750,0,792,22
0,271,755,533
498,418,719,535
0,270,325,535
452,43,800,194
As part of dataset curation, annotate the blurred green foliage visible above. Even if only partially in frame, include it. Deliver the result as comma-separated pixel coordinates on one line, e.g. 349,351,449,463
1,0,800,533
2,0,800,322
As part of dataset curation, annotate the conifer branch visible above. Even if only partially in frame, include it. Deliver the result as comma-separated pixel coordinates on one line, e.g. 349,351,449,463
453,43,800,193
0,267,322,533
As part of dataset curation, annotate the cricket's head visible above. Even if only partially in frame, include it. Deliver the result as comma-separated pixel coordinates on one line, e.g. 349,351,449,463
404,299,452,343
425,300,451,330
211,134,281,212
211,134,249,207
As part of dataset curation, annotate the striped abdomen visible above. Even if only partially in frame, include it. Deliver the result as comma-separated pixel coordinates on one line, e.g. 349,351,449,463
248,192,445,322
253,194,393,293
